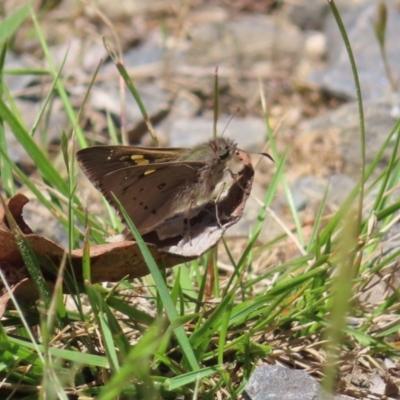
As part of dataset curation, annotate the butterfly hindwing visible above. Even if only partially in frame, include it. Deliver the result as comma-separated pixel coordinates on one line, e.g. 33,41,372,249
80,159,205,234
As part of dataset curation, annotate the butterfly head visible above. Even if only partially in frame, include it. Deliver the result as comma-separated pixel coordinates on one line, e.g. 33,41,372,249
211,137,237,164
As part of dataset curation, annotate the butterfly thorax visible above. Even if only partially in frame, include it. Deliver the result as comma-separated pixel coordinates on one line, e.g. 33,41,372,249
177,138,236,164
175,138,237,204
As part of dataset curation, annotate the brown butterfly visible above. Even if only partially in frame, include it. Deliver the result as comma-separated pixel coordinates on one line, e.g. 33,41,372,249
77,138,250,235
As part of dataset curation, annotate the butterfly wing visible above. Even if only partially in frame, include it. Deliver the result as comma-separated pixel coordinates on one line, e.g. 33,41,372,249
78,148,205,233
77,145,187,175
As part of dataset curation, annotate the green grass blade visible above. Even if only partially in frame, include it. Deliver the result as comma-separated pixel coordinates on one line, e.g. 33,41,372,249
30,9,87,149
0,42,14,196
0,4,30,43
0,98,68,194
165,365,224,391
112,195,199,371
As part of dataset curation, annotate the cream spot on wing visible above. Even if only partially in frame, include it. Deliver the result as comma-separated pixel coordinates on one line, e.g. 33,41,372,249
131,155,150,165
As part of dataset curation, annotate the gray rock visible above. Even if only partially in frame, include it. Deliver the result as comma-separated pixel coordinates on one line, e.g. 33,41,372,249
88,81,170,134
49,37,108,75
185,15,303,66
122,30,165,69
161,116,267,150
257,175,356,244
4,52,39,93
284,0,373,31
179,15,304,94
23,199,68,248
167,91,202,119
92,0,180,19
289,175,356,212
308,1,400,101
284,0,329,30
244,365,332,400
5,99,68,168
98,28,170,81
294,98,398,179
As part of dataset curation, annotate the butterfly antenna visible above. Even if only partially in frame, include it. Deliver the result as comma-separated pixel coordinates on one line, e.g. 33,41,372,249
252,151,275,163
220,107,240,138
213,66,219,140
239,149,275,163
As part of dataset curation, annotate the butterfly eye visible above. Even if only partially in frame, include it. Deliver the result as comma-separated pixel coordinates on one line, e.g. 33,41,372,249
219,146,231,161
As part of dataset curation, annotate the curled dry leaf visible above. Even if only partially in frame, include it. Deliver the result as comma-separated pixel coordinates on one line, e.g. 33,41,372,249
0,151,254,315
0,195,188,314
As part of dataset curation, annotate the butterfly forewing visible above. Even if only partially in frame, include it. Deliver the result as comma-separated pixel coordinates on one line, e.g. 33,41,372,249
78,146,206,233
77,146,187,177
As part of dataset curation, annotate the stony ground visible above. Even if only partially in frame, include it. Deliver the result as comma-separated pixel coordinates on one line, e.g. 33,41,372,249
2,0,400,398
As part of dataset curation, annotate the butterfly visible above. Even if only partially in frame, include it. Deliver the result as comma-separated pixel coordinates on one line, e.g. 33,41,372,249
77,138,241,235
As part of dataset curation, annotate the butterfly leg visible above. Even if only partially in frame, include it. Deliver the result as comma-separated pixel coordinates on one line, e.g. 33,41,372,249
186,199,194,246
225,167,237,181
214,182,227,230
225,167,246,192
